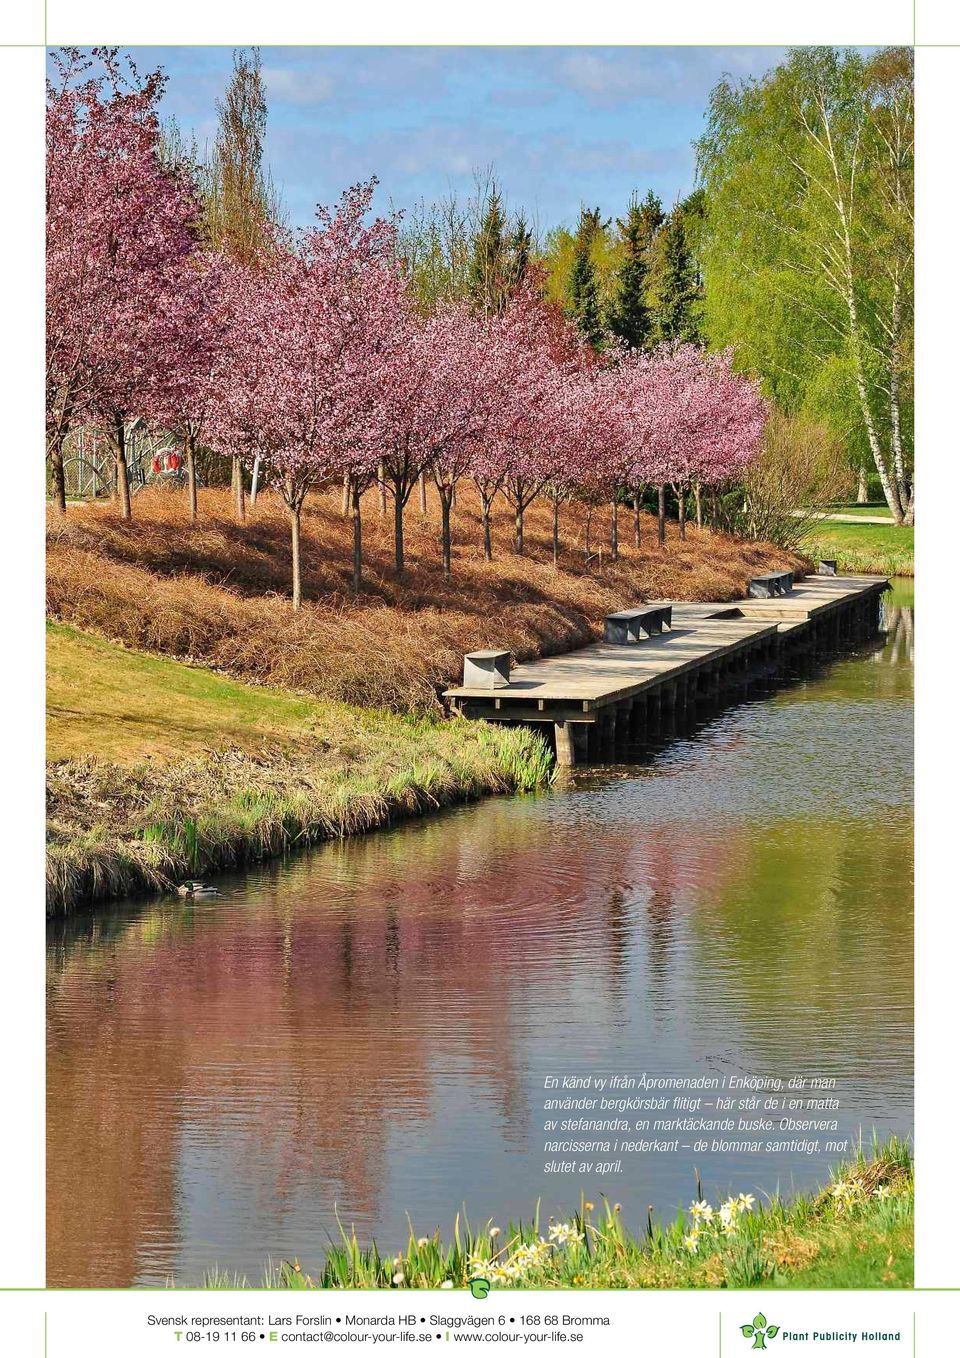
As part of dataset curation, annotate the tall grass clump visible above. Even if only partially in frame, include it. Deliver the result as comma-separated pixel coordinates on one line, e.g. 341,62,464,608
46,719,554,915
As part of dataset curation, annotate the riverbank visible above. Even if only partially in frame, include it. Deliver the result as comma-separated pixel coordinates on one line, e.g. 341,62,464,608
203,1139,912,1291
47,489,806,912
46,624,552,915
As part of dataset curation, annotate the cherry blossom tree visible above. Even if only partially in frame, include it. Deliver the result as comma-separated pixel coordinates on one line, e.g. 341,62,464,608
46,47,200,519
648,345,767,540
147,253,229,522
212,182,398,606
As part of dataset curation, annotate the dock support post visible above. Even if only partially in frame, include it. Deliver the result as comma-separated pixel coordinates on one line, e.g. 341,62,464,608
649,689,662,731
629,696,647,741
600,710,616,759
554,721,577,768
614,703,630,748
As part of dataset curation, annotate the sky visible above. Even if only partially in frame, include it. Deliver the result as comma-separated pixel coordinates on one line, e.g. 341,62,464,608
126,46,792,234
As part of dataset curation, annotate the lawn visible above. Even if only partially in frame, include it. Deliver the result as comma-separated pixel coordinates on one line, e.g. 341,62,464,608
800,520,914,576
48,622,331,763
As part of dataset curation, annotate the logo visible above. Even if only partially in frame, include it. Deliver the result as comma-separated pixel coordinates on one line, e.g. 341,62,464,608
468,1278,491,1299
741,1314,779,1350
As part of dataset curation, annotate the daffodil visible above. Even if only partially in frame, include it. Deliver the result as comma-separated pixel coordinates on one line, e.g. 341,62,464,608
683,1230,700,1254
689,1200,714,1223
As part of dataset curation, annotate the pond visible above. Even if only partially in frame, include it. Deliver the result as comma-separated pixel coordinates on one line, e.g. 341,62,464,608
46,580,914,1287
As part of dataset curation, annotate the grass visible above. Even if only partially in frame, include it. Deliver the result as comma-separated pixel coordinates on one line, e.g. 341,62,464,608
799,520,913,577
200,1136,912,1291
48,622,333,762
46,624,553,915
48,486,808,712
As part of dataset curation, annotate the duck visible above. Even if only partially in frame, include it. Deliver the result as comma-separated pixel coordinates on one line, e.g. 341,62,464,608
177,880,220,898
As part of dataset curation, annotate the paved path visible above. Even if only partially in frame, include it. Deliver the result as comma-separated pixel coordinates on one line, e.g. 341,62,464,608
791,510,896,525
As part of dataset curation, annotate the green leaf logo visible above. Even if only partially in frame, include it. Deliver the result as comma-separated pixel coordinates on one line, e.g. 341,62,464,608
469,1278,491,1300
740,1313,779,1349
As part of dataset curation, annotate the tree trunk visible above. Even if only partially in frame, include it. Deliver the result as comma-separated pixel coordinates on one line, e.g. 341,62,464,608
552,494,560,568
610,499,619,561
419,470,427,515
394,488,405,575
114,417,131,521
633,493,641,547
677,485,686,541
185,432,198,523
378,461,386,516
49,435,67,515
481,494,493,562
341,471,350,517
514,501,524,555
289,498,302,610
232,455,246,523
694,482,702,529
856,464,869,503
351,479,363,592
440,488,452,577
657,483,666,547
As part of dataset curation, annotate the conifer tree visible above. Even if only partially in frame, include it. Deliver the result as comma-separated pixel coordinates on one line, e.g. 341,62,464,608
468,188,509,314
608,192,653,350
568,207,605,349
508,212,532,292
654,203,702,344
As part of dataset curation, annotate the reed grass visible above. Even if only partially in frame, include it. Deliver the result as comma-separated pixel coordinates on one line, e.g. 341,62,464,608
47,719,553,915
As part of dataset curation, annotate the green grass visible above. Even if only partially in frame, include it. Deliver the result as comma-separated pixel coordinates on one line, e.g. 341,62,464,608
201,1137,912,1292
48,622,335,762
800,521,914,576
46,624,554,914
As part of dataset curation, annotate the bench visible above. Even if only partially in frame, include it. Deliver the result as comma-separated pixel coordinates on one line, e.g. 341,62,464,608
462,649,512,689
603,604,673,645
817,559,838,576
747,571,794,599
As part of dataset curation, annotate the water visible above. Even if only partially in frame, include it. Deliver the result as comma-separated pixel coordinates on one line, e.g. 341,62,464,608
46,581,914,1287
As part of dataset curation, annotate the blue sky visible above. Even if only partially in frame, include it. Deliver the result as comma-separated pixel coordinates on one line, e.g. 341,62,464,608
129,46,791,233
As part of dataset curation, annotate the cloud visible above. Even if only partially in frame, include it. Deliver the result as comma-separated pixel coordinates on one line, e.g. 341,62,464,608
262,65,335,105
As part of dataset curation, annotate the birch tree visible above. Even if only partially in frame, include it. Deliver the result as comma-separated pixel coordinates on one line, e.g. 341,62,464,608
697,47,913,522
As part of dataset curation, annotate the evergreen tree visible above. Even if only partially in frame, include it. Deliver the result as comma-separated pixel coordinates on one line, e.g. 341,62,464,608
637,190,665,246
608,192,653,350
568,207,606,349
654,204,702,344
468,188,509,314
508,212,533,292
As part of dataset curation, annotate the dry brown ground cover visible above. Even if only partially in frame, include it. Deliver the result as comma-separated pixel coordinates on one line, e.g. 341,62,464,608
47,485,806,711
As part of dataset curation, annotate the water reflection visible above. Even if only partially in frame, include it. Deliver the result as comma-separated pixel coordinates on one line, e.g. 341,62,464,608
47,582,913,1287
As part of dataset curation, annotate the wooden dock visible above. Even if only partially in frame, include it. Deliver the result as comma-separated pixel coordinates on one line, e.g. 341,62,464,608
445,574,889,766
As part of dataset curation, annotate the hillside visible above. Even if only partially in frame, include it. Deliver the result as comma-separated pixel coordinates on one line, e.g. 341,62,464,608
47,485,807,713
